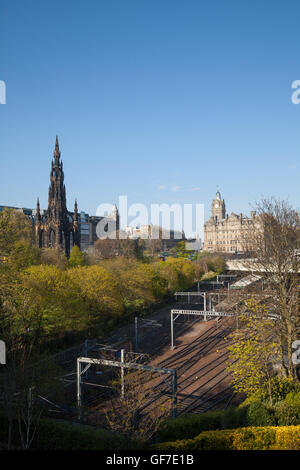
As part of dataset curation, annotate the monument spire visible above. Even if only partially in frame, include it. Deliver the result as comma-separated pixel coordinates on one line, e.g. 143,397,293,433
54,135,60,162
35,138,80,257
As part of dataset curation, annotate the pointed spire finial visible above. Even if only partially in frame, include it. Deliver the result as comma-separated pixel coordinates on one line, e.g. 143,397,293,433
54,135,60,160
36,197,41,221
73,199,79,222
74,199,78,216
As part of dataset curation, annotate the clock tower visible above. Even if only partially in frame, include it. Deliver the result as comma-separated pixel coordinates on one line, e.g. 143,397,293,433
211,191,226,222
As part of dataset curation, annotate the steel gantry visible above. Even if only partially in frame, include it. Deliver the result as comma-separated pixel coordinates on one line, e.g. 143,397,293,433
77,356,178,418
175,291,232,309
175,291,208,306
170,309,235,349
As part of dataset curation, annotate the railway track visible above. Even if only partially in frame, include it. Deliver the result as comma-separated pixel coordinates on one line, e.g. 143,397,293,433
139,316,236,414
43,293,238,419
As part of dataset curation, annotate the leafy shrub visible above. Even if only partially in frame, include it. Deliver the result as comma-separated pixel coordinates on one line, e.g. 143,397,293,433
272,425,300,450
231,427,276,450
269,377,299,402
274,401,300,426
155,438,197,451
221,405,248,429
157,403,273,444
155,430,233,451
285,390,300,407
242,377,299,405
156,411,223,442
157,395,300,445
155,425,300,451
258,377,297,403
246,401,276,427
194,429,233,450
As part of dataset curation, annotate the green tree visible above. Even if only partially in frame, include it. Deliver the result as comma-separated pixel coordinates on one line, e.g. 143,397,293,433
20,264,88,337
68,245,85,267
227,299,280,406
157,258,195,292
0,208,34,256
242,198,300,378
169,241,186,258
40,247,68,270
8,240,40,270
196,252,226,276
0,276,64,448
100,257,156,312
66,265,123,334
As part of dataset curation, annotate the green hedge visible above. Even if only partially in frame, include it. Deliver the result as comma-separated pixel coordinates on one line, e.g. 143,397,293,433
0,413,142,450
221,405,248,429
157,411,223,442
274,401,300,426
246,401,276,427
156,406,252,443
157,401,300,443
154,425,300,450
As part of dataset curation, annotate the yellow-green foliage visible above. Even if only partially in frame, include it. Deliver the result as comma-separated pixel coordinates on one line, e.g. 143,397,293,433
241,377,297,405
100,257,158,310
274,425,300,450
195,252,226,277
286,390,300,407
154,425,300,450
201,271,216,281
18,264,123,337
68,245,85,267
1,255,196,343
156,258,195,292
0,208,34,256
227,299,280,403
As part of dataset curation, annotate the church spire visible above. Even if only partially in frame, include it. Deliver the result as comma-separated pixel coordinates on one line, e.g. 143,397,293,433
36,197,41,221
54,135,60,162
73,199,79,223
74,198,78,215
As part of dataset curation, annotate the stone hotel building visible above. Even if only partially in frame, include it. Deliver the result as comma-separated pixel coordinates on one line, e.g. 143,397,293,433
203,191,258,253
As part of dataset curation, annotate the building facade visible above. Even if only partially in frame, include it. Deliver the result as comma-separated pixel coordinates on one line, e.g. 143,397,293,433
203,191,258,253
123,224,186,249
80,206,120,251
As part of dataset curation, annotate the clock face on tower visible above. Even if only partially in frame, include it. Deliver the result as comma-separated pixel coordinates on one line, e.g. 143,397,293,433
215,203,219,208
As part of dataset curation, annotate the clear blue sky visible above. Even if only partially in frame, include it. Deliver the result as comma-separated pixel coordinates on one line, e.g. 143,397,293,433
1,0,300,235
